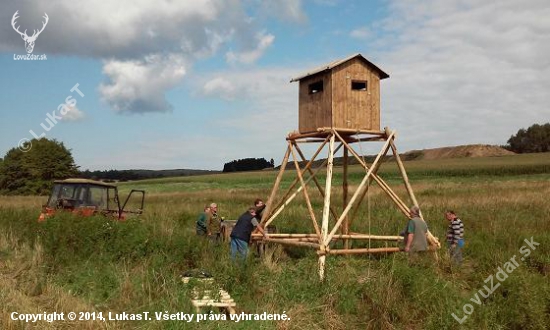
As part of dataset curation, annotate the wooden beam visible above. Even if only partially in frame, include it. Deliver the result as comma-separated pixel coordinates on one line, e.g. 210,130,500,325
263,238,320,249
287,131,327,140
334,130,410,219
269,136,329,219
343,147,349,249
294,142,339,221
263,142,344,228
290,142,321,238
324,131,395,246
319,133,335,280
325,247,401,255
253,233,403,241
261,144,291,223
316,127,386,136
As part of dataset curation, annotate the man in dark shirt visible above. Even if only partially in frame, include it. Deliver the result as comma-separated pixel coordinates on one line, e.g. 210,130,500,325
230,207,267,262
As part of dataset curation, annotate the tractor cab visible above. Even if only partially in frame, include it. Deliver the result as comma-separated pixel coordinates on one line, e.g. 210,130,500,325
39,179,145,221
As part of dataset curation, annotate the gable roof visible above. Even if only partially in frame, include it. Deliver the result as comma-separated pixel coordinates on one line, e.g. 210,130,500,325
290,53,389,82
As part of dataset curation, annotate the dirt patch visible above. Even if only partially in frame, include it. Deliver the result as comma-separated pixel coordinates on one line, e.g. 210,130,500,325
404,144,515,160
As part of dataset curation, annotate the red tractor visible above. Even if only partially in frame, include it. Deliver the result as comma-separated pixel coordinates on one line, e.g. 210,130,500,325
39,179,145,221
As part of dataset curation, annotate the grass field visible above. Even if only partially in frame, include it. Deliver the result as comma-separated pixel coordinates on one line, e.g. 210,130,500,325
1,153,549,329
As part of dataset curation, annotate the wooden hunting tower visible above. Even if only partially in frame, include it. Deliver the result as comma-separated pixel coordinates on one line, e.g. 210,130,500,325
258,53,441,281
291,53,389,133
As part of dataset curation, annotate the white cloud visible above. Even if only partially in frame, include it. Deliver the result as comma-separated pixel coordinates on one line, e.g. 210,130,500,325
368,0,550,151
59,105,85,122
98,54,186,114
202,77,237,100
226,32,275,65
1,1,300,114
1,1,242,58
261,0,307,23
350,27,371,40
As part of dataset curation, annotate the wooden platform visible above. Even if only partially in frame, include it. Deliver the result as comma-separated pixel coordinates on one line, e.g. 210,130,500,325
182,277,236,314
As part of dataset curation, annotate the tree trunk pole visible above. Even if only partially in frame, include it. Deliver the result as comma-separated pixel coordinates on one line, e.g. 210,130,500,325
343,147,349,249
319,133,335,281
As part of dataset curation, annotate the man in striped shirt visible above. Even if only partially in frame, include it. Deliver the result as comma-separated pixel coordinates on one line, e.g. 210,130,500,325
445,210,464,264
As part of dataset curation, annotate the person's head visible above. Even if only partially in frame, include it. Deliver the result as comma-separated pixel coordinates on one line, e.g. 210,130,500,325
254,199,264,208
445,210,456,221
210,203,218,213
410,205,420,217
248,207,257,216
204,205,210,212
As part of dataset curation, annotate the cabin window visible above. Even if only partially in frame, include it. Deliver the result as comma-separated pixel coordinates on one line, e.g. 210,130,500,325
351,80,367,91
309,81,324,94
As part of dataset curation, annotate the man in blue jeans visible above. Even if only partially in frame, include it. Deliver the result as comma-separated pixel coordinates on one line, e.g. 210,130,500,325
230,207,268,262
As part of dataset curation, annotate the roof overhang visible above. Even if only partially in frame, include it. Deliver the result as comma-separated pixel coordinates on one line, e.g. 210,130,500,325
290,53,389,82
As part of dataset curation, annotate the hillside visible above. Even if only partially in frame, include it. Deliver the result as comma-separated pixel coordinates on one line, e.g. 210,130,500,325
403,144,515,160
293,144,515,169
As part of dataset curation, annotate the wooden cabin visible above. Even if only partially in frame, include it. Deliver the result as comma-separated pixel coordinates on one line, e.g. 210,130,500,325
290,54,389,133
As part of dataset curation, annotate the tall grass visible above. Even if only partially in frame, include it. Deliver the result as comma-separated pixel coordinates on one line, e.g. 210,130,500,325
0,153,549,329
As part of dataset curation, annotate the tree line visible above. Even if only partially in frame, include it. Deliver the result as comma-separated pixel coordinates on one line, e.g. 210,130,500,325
505,123,550,153
223,158,274,172
1,123,548,195
0,139,78,195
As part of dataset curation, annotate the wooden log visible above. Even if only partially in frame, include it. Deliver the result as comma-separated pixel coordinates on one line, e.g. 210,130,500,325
294,139,330,143
263,142,344,228
316,127,385,136
290,142,321,238
387,135,441,250
287,131,327,140
263,238,320,249
334,131,410,219
294,143,339,221
319,133,335,280
325,247,401,255
261,145,291,224
324,131,395,246
343,147,349,249
265,136,329,224
252,233,403,241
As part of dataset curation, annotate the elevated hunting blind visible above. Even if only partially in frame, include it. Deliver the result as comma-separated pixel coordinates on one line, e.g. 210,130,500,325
258,54,440,280
291,53,389,133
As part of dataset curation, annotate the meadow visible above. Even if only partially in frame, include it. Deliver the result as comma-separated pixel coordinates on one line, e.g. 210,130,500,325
0,152,549,329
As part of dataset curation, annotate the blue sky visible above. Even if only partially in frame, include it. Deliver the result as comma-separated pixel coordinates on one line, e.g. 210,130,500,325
1,0,549,170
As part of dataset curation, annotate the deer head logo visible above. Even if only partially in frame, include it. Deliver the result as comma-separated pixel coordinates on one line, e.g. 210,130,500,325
11,11,49,54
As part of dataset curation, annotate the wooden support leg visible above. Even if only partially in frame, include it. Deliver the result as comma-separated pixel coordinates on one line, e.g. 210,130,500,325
324,131,395,245
294,142,340,221
261,144,291,224
319,133,335,281
290,142,321,239
343,147,349,249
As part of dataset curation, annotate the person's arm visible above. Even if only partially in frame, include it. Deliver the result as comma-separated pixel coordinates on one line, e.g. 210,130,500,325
252,218,268,238
405,233,414,252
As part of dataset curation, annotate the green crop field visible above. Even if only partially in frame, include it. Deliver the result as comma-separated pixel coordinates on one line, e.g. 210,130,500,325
1,153,549,329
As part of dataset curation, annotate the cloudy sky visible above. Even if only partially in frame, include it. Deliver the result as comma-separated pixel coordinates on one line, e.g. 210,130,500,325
0,0,548,170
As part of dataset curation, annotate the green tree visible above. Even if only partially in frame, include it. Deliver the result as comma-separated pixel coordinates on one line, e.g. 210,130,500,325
506,123,550,153
0,138,79,195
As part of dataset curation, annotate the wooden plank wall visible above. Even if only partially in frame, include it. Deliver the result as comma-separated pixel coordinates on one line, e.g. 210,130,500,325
331,58,381,131
298,72,332,133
